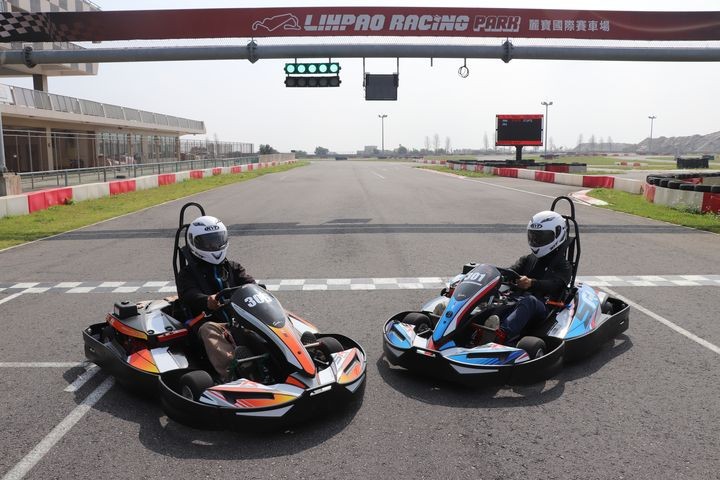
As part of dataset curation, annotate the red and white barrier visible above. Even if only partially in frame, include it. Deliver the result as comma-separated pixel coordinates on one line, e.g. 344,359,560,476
0,159,297,219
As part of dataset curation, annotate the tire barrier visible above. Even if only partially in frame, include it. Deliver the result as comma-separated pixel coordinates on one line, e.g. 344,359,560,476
0,160,297,219
644,172,720,213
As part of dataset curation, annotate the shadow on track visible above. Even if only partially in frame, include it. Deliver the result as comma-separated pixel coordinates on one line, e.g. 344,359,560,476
375,334,633,409
66,374,364,460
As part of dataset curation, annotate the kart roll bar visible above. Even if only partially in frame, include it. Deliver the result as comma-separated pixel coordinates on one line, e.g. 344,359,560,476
172,203,206,284
551,196,581,288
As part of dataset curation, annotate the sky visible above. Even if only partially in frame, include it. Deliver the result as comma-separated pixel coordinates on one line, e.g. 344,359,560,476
3,0,720,153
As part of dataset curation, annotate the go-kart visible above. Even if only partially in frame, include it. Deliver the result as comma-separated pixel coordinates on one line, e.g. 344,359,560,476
83,203,366,429
382,196,630,386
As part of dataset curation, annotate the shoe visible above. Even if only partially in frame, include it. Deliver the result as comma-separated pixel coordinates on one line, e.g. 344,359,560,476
493,328,508,345
484,315,500,330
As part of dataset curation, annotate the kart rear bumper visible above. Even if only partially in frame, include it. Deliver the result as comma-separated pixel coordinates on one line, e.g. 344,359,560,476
83,322,159,394
564,301,630,361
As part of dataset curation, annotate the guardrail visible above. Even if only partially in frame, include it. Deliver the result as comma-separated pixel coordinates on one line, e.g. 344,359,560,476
19,156,260,191
6,84,205,132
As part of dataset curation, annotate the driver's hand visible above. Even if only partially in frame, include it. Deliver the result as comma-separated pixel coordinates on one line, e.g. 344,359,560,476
517,276,533,290
207,294,221,311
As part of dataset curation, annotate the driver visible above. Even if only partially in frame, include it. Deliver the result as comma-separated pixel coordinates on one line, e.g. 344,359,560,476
491,210,572,345
176,215,256,381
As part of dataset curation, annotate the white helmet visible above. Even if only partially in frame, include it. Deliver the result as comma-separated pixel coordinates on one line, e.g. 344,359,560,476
527,211,568,258
187,216,229,265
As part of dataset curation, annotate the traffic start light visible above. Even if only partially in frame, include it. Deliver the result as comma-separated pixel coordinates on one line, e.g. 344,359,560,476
284,62,341,88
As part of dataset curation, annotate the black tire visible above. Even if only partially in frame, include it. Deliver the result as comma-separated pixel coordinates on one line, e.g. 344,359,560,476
601,298,615,315
101,325,115,342
402,312,432,333
300,331,317,345
317,337,344,358
516,336,547,360
179,370,214,401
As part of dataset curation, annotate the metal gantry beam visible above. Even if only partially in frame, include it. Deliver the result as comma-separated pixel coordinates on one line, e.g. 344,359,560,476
1,42,720,66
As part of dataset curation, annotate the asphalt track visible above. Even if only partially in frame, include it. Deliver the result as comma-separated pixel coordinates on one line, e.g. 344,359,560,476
1,160,719,480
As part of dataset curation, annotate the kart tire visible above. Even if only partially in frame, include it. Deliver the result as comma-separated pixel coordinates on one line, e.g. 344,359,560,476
101,326,115,342
601,298,615,315
301,331,317,345
402,312,432,333
179,370,214,401
318,337,344,357
516,336,547,360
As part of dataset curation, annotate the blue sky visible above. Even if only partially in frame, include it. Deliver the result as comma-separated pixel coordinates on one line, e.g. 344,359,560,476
3,0,719,153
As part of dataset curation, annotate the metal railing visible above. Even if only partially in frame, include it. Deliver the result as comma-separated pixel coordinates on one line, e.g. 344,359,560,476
19,156,259,191
5,84,205,132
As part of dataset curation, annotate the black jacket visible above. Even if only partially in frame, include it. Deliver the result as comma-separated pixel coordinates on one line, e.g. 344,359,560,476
509,248,572,301
177,257,255,317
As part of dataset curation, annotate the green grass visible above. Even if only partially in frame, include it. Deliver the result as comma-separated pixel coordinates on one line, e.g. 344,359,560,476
0,162,307,250
588,189,720,234
417,165,492,178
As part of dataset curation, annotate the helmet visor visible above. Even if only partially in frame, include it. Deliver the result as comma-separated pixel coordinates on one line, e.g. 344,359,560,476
528,229,555,248
193,231,228,252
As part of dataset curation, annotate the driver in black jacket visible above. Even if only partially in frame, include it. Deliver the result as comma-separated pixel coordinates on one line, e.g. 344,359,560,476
176,215,255,381
492,210,572,345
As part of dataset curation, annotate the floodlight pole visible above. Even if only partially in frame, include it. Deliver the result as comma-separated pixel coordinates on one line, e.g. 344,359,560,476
648,115,657,154
378,114,387,153
541,100,553,155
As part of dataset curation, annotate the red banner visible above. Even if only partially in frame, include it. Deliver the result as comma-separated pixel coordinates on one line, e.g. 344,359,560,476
0,8,719,43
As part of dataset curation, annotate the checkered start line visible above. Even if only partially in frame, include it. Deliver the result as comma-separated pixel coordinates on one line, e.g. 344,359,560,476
1,275,719,294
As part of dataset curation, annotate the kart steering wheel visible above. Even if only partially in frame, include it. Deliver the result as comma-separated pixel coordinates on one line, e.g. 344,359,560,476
496,267,520,284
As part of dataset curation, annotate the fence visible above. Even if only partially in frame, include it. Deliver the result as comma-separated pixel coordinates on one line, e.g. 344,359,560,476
19,156,260,191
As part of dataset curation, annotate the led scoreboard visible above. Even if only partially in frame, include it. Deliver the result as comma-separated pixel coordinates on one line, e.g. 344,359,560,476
495,114,544,146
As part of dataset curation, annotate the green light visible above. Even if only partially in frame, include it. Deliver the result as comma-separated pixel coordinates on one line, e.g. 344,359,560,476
297,64,306,74
319,64,328,73
329,63,339,73
308,64,317,73
286,64,297,74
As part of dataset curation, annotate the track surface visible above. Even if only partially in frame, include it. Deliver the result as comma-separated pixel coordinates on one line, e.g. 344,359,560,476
1,161,719,480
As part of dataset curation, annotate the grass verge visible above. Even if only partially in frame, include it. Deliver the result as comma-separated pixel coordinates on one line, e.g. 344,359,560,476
588,188,720,234
417,165,492,178
0,162,308,250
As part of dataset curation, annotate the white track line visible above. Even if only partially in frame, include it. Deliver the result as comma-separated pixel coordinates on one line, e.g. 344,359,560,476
64,364,99,392
0,362,82,368
603,287,720,356
2,377,114,480
417,167,559,200
372,171,386,180
0,292,23,305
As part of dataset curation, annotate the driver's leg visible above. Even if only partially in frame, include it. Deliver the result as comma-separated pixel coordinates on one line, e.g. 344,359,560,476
197,322,236,382
496,295,547,344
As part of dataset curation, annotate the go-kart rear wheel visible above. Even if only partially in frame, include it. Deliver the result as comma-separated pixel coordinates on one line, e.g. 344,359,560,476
402,312,432,334
601,298,615,315
179,370,213,401
318,337,344,358
517,336,547,360
300,331,317,345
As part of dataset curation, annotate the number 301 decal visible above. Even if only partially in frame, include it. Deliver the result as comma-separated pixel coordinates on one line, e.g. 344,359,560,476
466,272,486,282
244,292,273,308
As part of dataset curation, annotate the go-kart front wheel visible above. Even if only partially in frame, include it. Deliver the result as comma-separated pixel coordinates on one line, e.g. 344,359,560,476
517,336,547,360
402,312,432,334
179,370,213,401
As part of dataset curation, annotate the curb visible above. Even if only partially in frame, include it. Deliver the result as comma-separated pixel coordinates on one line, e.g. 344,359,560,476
0,159,295,219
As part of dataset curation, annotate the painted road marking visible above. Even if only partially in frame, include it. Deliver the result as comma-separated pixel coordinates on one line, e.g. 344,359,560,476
372,171,386,180
1,275,719,294
1,377,114,480
64,364,99,393
0,292,24,305
603,287,720,356
0,362,82,368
